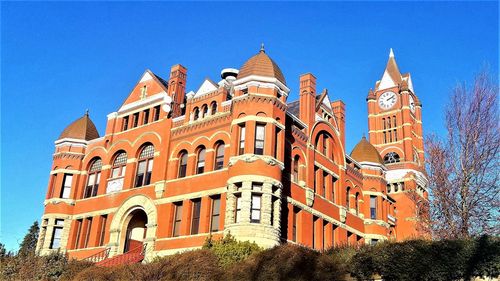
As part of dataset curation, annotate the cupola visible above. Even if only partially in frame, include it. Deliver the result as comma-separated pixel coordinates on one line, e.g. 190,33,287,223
58,111,99,141
237,44,286,85
350,136,384,164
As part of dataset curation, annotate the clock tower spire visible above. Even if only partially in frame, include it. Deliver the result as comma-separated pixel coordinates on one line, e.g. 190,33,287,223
366,49,428,239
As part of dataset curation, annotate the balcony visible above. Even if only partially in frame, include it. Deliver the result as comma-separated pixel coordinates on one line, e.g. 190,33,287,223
106,177,124,193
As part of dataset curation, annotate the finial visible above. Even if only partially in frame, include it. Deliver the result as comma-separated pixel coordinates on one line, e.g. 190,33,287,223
362,133,366,139
260,43,265,53
85,109,89,116
389,48,395,58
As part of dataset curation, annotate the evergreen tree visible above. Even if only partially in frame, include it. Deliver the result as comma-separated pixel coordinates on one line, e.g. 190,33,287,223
18,221,39,257
0,242,7,258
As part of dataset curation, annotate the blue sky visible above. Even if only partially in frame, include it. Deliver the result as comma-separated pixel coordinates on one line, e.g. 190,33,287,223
1,1,498,251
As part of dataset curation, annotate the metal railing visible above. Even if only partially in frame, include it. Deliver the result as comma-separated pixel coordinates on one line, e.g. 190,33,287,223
96,243,146,267
83,247,110,263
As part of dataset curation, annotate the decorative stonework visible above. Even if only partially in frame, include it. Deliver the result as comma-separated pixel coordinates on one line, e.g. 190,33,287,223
305,188,314,207
228,154,285,170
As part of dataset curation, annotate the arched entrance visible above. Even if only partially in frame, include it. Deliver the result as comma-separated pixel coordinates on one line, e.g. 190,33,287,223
123,209,148,253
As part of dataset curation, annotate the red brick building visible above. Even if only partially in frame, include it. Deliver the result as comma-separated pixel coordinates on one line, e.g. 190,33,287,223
36,47,428,263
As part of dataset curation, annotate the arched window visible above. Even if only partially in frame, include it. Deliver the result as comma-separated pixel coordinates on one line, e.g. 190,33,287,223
135,144,154,187
196,147,206,174
292,155,300,182
214,142,225,170
178,150,188,178
210,101,217,115
84,158,102,198
193,107,200,121
383,152,401,164
346,187,350,209
201,105,208,118
355,192,360,215
111,151,127,178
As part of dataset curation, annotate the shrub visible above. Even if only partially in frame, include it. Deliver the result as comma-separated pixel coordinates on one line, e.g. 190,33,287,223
226,244,346,281
203,234,262,268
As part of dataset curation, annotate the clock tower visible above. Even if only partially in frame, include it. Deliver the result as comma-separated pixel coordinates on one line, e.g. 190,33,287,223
366,49,428,239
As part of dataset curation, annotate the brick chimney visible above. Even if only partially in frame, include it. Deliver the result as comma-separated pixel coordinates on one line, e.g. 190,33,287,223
168,64,187,117
299,73,316,132
331,100,346,148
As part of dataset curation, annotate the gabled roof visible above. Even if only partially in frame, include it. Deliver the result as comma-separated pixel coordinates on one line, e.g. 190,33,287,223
237,46,286,85
315,89,332,112
58,112,99,141
194,78,218,98
287,100,300,116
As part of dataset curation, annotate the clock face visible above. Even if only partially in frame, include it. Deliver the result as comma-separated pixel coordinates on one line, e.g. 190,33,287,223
378,91,397,110
409,95,416,113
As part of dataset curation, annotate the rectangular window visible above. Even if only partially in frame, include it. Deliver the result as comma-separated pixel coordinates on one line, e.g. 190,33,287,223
60,174,72,199
251,194,262,223
83,217,93,248
239,124,246,155
332,177,337,202
370,196,377,219
274,128,280,158
323,221,328,250
135,159,153,187
332,224,337,246
292,207,299,242
383,131,387,144
312,216,318,249
172,202,183,237
153,105,161,121
322,171,327,197
143,109,150,125
191,199,201,235
255,124,265,155
235,194,242,223
98,215,107,246
74,219,83,249
394,129,398,141
210,197,221,232
50,219,64,249
123,116,129,131
133,112,139,128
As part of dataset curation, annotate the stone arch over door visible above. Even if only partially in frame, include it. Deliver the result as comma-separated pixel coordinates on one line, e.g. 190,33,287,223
108,195,157,259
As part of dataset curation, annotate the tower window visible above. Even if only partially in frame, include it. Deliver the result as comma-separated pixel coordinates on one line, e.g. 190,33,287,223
235,194,242,223
50,219,64,249
135,144,154,187
255,123,265,155
292,155,300,182
250,194,262,223
370,196,377,219
239,124,246,155
60,174,73,199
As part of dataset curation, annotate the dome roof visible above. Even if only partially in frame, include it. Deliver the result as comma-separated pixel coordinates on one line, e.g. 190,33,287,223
58,112,99,141
237,46,286,85
350,136,384,164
